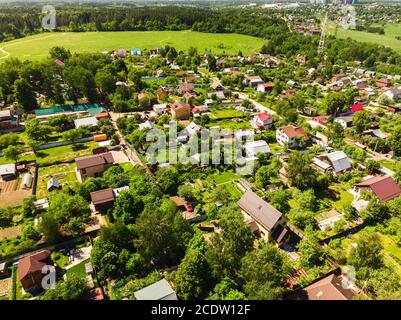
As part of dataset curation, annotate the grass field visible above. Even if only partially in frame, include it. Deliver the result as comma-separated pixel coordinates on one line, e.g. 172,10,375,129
212,171,240,185
36,163,78,198
66,259,89,279
327,23,401,54
0,30,264,61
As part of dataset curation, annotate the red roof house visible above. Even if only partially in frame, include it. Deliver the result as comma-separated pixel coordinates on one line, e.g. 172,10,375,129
355,175,401,201
351,103,364,113
18,250,51,290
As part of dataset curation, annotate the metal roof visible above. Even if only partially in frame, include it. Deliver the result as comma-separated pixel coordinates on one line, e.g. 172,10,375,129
74,116,98,128
134,279,177,300
325,151,351,173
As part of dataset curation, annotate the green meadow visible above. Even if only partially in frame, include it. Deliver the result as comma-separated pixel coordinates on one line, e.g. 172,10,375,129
0,30,265,61
327,23,401,54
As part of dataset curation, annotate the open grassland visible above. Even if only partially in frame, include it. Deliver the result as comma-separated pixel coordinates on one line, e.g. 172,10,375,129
327,23,401,54
0,30,264,61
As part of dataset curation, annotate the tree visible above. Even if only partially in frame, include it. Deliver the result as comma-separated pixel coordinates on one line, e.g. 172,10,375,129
360,199,390,225
95,68,116,94
49,46,71,61
175,249,212,300
349,231,383,277
389,126,401,156
14,78,37,111
365,160,380,174
205,210,253,280
324,92,348,115
177,184,196,202
63,66,96,102
156,167,180,194
3,144,24,162
326,122,344,147
287,208,315,230
38,212,62,244
353,110,372,134
287,151,317,190
22,223,40,241
269,188,291,213
293,188,317,211
297,227,324,269
0,133,19,149
112,190,144,224
25,118,52,143
240,242,290,300
211,277,245,300
41,275,88,300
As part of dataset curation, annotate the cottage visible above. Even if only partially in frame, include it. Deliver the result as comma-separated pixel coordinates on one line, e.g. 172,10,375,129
0,262,9,279
211,81,224,91
90,188,115,213
286,272,358,300
0,163,16,181
134,279,178,300
208,91,225,100
382,87,401,102
244,140,270,157
354,175,401,202
334,116,353,129
74,116,98,129
238,190,288,243
243,75,264,87
192,105,209,115
313,151,351,175
257,82,275,94
276,125,308,148
178,83,194,95
235,129,255,141
130,48,141,55
139,120,155,131
376,78,392,88
170,102,191,120
18,250,51,291
75,152,114,182
251,112,273,130
0,109,19,131
47,177,60,192
186,122,202,136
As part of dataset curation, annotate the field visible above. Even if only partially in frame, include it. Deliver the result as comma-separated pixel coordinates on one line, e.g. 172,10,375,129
0,30,264,61
36,163,78,198
327,23,401,54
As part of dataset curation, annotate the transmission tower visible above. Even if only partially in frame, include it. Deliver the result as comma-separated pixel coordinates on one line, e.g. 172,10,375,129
318,12,328,55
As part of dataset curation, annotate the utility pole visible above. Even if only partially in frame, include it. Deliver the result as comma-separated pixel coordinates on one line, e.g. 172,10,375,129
318,11,328,55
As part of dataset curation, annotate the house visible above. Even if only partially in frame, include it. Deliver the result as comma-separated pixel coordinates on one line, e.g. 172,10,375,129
153,103,168,115
186,121,201,136
208,91,225,100
130,48,141,55
192,105,209,115
276,125,309,148
351,102,364,113
0,163,16,181
139,120,155,131
0,262,9,279
238,190,288,243
354,175,401,202
47,177,60,192
313,151,351,175
235,129,255,141
18,250,51,291
257,82,275,94
170,102,191,120
75,152,114,182
178,83,194,95
382,87,401,101
90,188,115,212
251,112,273,130
0,109,19,131
313,115,329,126
243,75,264,87
134,279,178,300
286,271,358,300
74,116,98,129
244,140,270,157
183,92,197,102
376,78,392,88
334,116,353,129
137,93,151,107
313,131,329,148
211,81,224,91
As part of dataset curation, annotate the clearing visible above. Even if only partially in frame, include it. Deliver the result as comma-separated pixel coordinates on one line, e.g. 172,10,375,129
0,30,264,61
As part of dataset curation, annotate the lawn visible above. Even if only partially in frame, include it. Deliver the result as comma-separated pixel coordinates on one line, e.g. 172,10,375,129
209,106,245,119
36,163,78,198
0,141,98,166
66,259,89,279
212,171,240,185
327,23,401,54
0,30,264,61
205,118,252,130
379,159,396,172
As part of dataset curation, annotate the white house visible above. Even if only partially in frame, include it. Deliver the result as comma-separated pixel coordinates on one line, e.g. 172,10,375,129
74,116,98,129
313,151,351,175
245,140,270,157
382,87,401,101
276,125,308,148
257,82,275,94
334,116,353,129
235,129,255,141
186,121,202,136
251,113,273,130
139,120,155,131
153,103,168,115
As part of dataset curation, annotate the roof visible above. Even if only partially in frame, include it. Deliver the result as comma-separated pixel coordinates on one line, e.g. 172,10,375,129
355,175,401,201
34,103,105,118
257,112,270,121
324,151,351,173
287,274,356,300
76,152,114,170
0,109,12,118
74,116,98,128
351,103,364,112
178,83,194,93
90,188,115,205
170,102,190,112
18,250,51,281
238,190,282,232
47,177,59,190
334,116,353,123
281,125,308,139
260,82,275,88
0,163,16,176
134,279,177,300
170,196,186,207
